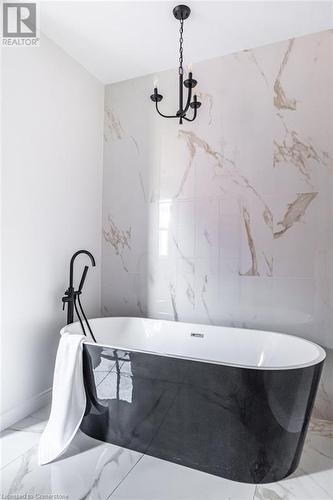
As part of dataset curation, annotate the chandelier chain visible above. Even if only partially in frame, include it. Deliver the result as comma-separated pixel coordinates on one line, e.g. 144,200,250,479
178,19,184,75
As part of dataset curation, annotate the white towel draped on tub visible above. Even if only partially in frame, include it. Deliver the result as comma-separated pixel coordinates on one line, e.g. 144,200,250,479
39,332,86,465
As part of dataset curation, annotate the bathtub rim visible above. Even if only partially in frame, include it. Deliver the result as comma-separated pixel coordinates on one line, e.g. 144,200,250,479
61,316,326,371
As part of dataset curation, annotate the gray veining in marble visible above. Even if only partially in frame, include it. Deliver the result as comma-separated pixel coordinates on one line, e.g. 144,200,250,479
274,39,297,111
273,193,318,239
104,105,124,142
103,215,131,272
240,206,260,276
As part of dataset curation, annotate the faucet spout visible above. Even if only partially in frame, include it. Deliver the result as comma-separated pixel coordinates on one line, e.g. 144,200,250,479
69,250,96,289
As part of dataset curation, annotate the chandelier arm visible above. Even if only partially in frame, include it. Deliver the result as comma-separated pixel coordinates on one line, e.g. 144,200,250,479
155,102,178,119
183,106,197,122
183,85,192,114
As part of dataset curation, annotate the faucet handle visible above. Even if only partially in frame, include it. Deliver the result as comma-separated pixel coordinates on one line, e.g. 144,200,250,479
62,286,74,308
62,295,70,310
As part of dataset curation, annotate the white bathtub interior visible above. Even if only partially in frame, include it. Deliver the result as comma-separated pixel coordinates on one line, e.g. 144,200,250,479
63,317,326,371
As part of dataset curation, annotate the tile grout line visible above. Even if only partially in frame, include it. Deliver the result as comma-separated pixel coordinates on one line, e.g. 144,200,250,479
8,427,43,434
10,415,43,424
106,453,145,499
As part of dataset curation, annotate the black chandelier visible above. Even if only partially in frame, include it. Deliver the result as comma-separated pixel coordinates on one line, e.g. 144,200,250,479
150,4,201,124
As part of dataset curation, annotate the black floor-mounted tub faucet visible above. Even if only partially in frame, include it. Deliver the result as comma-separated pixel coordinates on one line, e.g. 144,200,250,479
62,250,96,341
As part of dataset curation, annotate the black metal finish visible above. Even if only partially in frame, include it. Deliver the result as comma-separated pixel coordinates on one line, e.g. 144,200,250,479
81,344,323,484
150,87,163,102
69,250,95,290
173,4,191,20
190,95,201,109
62,250,96,342
150,5,201,123
184,72,197,88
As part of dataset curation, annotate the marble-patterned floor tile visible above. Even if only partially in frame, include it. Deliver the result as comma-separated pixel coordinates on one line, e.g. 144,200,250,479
2,408,332,500
0,429,41,469
254,421,333,499
1,430,143,500
254,475,332,500
109,454,256,500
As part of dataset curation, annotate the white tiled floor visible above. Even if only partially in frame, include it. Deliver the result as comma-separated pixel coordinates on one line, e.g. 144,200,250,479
0,406,332,500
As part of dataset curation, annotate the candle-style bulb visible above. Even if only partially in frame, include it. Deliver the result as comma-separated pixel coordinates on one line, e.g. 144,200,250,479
154,78,158,89
187,63,193,73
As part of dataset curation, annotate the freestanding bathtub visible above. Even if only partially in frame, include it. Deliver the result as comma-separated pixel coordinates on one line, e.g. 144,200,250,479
63,317,325,484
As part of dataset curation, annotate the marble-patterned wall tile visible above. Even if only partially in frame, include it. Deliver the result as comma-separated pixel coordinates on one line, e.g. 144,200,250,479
195,198,219,260
238,277,274,330
193,258,220,326
177,200,196,259
102,30,333,420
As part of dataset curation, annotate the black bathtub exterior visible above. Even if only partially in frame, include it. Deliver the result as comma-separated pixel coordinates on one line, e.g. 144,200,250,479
80,344,323,484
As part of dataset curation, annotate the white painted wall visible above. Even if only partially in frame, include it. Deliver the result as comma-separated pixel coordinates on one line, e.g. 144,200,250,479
1,34,104,428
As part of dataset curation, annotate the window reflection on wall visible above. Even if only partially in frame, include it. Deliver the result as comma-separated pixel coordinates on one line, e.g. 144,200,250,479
96,352,133,403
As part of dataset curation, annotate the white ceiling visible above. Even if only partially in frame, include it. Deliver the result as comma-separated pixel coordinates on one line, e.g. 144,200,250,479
40,1,333,84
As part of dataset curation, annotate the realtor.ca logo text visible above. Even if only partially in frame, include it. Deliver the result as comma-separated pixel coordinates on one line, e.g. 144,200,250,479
2,2,40,46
